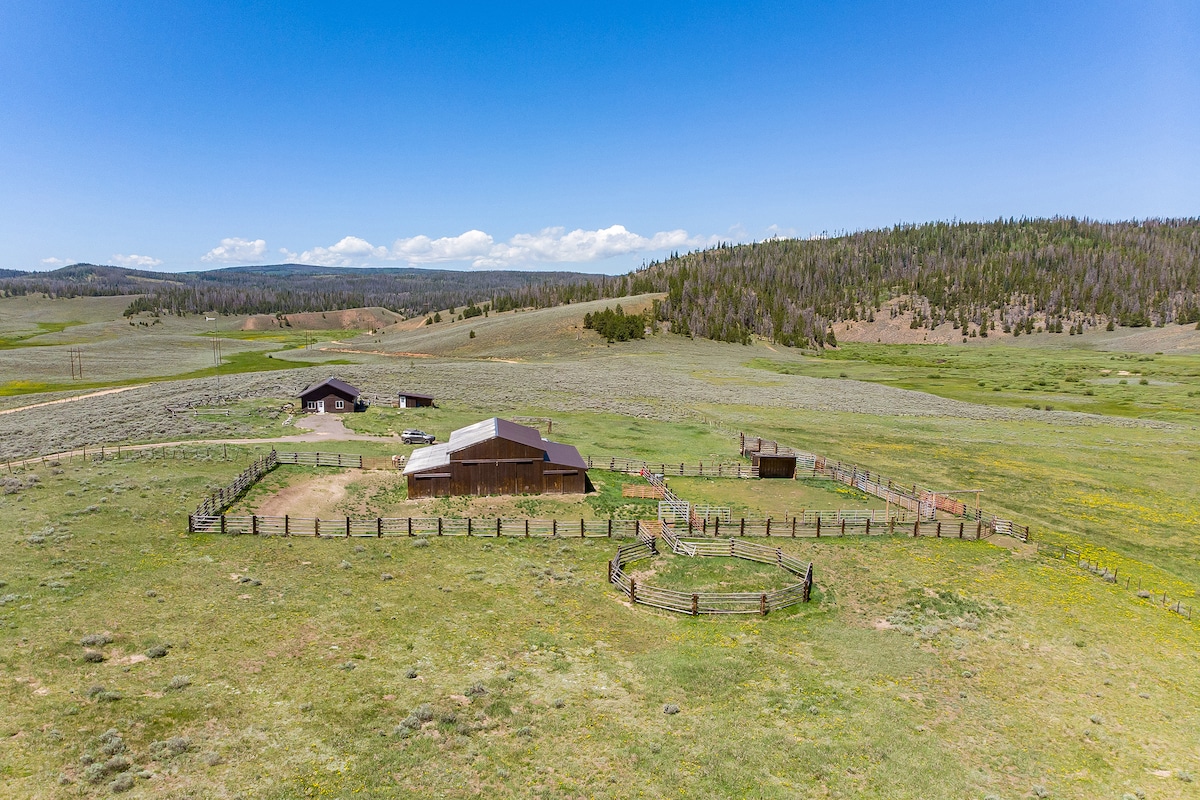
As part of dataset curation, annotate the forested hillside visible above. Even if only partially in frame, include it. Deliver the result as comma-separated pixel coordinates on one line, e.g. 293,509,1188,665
645,218,1200,346
5,219,1198,347
0,263,600,318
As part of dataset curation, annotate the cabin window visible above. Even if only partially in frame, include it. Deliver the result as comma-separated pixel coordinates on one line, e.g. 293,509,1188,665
335,400,345,409
306,401,315,409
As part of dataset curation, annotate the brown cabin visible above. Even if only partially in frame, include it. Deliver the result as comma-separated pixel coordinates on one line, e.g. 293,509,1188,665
403,417,591,498
398,391,435,408
299,377,363,413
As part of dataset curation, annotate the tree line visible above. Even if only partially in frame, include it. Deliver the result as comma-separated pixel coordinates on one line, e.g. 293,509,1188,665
4,218,1199,348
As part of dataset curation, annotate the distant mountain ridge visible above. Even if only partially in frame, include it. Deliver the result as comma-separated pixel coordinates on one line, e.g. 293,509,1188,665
5,218,1199,345
0,262,603,318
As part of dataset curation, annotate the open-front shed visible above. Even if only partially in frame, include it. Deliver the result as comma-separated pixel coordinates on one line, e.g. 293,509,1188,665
403,417,591,498
398,391,435,408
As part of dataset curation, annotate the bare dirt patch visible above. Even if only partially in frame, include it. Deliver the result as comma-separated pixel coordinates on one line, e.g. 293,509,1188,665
255,470,361,517
240,307,400,332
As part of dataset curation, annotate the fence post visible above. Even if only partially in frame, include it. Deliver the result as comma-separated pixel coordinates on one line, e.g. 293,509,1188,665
760,594,767,616
630,578,637,603
739,518,745,537
467,517,472,536
438,517,443,536
841,519,846,536
936,522,941,538
959,522,964,539
889,518,895,536
816,517,821,538
408,517,413,536
497,518,502,537
377,518,382,538
913,520,919,537
581,518,585,538
792,517,797,537
284,515,289,536
865,518,870,535
346,517,351,538
525,519,529,538
252,515,258,536
692,594,699,616
715,518,720,537
315,518,320,538
553,519,558,537
608,519,612,538
976,521,982,540
188,515,194,534
220,515,226,535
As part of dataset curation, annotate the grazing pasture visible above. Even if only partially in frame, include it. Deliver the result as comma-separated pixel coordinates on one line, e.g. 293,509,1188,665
2,451,1198,799
0,297,1198,798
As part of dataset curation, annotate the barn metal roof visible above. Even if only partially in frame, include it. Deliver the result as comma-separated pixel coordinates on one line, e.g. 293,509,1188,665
542,440,588,470
299,376,361,399
397,390,434,400
401,417,587,474
402,443,450,475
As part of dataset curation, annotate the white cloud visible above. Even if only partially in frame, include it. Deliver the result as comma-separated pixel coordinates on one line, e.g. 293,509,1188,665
765,224,797,240
41,257,66,267
202,237,269,264
475,225,715,268
279,224,716,270
390,230,494,263
290,236,390,266
110,253,163,268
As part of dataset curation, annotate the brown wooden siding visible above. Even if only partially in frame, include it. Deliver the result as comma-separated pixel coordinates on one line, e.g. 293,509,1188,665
407,438,588,498
752,453,797,479
300,388,357,413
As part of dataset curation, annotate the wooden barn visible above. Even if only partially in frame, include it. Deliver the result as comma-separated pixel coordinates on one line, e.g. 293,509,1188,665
299,377,364,413
398,391,435,408
403,417,591,498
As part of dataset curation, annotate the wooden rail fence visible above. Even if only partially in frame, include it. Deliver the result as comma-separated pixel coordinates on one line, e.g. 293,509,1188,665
586,455,758,478
608,533,813,616
742,433,1031,541
190,513,643,538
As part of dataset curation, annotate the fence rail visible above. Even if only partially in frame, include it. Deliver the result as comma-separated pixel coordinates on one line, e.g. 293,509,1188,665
586,455,759,479
190,513,643,538
608,533,813,616
741,433,1031,541
192,451,279,518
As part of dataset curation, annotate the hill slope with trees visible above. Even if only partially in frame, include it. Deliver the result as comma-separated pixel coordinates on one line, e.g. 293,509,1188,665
4,218,1198,346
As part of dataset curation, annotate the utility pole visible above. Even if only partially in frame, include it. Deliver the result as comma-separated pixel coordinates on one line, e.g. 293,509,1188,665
212,332,222,394
69,348,83,380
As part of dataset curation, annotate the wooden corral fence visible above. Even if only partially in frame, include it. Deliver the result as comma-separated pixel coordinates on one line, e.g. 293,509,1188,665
741,433,1031,541
192,451,279,519
586,455,759,479
190,514,643,538
678,515,991,540
608,532,814,616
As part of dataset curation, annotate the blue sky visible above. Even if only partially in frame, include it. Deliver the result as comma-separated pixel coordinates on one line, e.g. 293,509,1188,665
2,1,1197,273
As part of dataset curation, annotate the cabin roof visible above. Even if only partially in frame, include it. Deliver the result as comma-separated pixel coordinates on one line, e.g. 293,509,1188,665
299,376,361,399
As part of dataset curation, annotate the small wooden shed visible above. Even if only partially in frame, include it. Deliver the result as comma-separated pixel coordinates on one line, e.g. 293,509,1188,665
403,417,590,498
299,377,363,413
398,391,435,408
751,452,797,479
741,433,797,478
